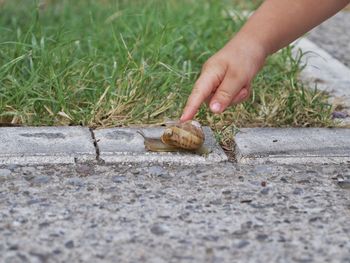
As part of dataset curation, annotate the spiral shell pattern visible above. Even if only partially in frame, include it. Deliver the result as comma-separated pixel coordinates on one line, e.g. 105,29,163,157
160,120,204,150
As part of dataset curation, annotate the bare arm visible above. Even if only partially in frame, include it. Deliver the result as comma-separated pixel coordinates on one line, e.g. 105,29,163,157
181,0,350,121
241,0,350,55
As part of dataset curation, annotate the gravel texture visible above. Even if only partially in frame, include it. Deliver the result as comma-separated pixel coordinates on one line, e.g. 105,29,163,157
308,11,350,67
1,162,350,262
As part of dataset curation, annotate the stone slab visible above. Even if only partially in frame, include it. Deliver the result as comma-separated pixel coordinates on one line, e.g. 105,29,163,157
94,126,228,164
235,128,350,164
292,38,350,125
0,126,96,165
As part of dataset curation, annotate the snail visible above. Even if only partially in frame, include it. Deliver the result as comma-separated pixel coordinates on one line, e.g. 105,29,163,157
137,120,210,155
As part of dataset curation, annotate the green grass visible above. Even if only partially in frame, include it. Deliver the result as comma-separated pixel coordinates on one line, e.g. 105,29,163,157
0,0,334,146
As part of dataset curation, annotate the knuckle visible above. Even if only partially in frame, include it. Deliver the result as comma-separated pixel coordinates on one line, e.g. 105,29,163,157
201,61,213,72
217,89,233,102
202,57,215,67
228,68,247,83
202,57,221,71
233,88,251,104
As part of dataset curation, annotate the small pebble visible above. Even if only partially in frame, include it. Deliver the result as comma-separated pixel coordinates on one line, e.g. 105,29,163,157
32,175,50,185
210,199,222,205
27,198,45,205
64,240,74,249
24,174,35,181
331,111,349,119
237,240,250,249
29,251,49,262
131,170,140,175
112,175,126,183
66,177,84,187
150,223,169,236
222,190,231,195
280,177,288,183
293,188,304,195
148,165,166,177
203,235,219,242
297,179,311,184
256,234,268,241
260,187,270,195
38,222,50,228
8,244,19,251
21,167,36,175
52,249,62,255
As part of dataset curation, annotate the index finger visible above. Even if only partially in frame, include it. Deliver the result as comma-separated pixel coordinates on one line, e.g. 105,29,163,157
180,70,223,122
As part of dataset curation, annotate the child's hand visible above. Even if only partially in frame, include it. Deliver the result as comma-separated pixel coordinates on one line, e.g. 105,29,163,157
180,38,266,121
180,0,350,122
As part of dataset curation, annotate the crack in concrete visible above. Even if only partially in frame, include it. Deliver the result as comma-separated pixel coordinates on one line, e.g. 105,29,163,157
89,128,103,164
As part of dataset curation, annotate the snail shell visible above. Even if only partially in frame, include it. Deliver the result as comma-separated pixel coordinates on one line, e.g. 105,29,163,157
137,120,205,152
160,120,204,150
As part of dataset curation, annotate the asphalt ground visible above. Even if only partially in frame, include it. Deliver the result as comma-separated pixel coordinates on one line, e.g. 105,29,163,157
1,162,350,263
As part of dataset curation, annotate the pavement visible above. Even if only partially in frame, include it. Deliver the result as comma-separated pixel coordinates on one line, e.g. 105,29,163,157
1,10,350,263
308,11,350,68
1,162,350,262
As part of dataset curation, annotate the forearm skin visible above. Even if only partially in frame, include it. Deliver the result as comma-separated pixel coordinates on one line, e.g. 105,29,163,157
235,0,350,57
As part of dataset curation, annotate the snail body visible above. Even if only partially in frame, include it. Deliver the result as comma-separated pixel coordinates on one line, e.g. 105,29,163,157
138,120,208,154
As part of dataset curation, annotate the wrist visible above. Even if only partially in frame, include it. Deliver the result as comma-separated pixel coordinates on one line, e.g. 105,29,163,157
224,33,268,75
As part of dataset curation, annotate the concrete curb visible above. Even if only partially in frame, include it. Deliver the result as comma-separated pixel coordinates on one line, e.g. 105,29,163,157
94,126,227,165
0,126,227,165
0,126,96,165
235,128,350,164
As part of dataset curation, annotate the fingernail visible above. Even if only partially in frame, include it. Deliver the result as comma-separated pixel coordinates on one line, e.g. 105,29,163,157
180,114,186,121
241,89,248,98
211,102,221,113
